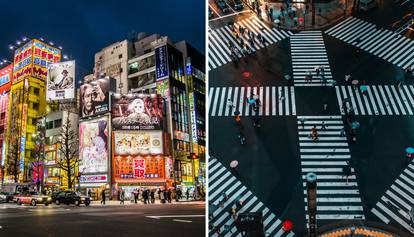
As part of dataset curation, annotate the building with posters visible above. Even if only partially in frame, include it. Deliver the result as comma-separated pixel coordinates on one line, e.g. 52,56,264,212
0,64,13,187
94,40,132,94
4,39,60,183
126,33,206,198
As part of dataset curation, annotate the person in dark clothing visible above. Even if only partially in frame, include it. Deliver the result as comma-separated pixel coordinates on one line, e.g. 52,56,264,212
177,189,182,200
143,190,148,204
88,190,92,198
167,190,172,203
163,190,167,203
150,190,155,204
186,189,190,200
134,190,138,204
101,189,106,205
343,162,352,184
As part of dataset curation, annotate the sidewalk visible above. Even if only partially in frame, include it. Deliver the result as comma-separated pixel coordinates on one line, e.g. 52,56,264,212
90,199,205,206
245,0,355,31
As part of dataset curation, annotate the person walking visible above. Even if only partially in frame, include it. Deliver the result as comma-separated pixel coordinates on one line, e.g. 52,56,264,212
150,190,155,204
119,189,125,205
299,117,306,129
343,162,352,184
253,113,261,127
134,190,138,204
167,189,172,203
163,190,167,203
186,189,190,200
310,125,318,141
234,113,241,126
238,129,246,145
321,121,326,130
88,190,92,198
323,103,328,112
101,189,106,205
340,127,346,137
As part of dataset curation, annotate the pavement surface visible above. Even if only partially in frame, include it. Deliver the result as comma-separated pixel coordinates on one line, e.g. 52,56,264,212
0,202,205,237
208,1,414,236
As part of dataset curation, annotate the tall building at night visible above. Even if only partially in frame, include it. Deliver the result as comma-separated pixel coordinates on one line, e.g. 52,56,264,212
0,64,13,186
4,39,61,183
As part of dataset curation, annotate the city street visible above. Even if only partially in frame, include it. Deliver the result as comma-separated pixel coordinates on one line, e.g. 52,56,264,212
0,202,205,237
208,1,414,236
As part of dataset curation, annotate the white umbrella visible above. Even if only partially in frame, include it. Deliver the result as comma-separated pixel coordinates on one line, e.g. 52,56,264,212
230,160,239,168
274,19,280,24
253,95,259,100
291,7,297,11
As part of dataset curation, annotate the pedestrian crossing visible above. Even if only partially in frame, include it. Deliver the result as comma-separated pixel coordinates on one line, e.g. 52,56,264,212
336,85,414,115
291,31,335,87
371,162,414,234
208,157,293,237
325,17,414,70
208,16,293,71
297,116,365,226
208,86,296,116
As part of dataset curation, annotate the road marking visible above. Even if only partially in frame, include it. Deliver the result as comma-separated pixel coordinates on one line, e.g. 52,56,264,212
209,10,251,22
146,215,205,219
173,219,193,223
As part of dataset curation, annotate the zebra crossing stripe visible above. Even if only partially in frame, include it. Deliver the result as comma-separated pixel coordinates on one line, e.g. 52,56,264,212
208,158,289,236
297,116,365,225
326,17,414,70
336,85,414,115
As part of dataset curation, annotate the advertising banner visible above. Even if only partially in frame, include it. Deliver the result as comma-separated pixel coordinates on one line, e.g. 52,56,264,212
114,131,163,155
46,60,75,101
32,40,61,80
112,94,163,130
114,155,165,180
13,41,33,83
79,174,108,183
155,45,169,81
79,78,109,118
0,64,13,93
79,117,109,174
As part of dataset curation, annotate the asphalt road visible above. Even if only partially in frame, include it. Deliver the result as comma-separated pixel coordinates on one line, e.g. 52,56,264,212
0,202,205,237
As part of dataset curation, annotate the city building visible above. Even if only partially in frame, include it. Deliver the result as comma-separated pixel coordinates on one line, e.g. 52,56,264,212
0,64,13,187
4,39,61,183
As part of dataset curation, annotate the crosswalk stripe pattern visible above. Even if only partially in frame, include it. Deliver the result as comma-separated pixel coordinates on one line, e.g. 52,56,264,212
371,162,414,234
325,17,414,70
336,85,414,115
208,16,293,71
208,86,296,116
208,157,293,237
297,116,365,225
290,31,335,87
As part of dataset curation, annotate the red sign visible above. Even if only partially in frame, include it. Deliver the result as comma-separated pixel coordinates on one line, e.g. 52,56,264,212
133,159,145,178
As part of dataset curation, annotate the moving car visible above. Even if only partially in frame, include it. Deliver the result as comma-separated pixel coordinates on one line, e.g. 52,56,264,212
227,0,243,11
359,0,377,11
14,191,52,206
55,191,90,206
215,0,230,13
0,192,15,203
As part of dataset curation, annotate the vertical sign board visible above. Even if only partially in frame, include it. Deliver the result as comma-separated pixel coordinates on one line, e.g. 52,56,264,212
155,45,169,81
189,92,197,143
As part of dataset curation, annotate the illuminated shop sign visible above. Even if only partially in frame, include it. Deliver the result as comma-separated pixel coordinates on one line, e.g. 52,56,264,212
155,45,169,81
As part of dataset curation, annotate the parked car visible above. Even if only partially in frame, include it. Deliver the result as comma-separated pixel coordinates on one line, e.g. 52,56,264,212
14,191,52,206
215,0,230,13
227,0,243,11
0,192,15,203
55,191,90,206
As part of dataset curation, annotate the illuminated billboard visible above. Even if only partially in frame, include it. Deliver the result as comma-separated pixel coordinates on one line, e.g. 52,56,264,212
79,78,110,118
46,60,75,100
114,155,165,180
111,94,163,130
155,45,169,81
114,131,163,155
79,117,109,174
0,64,13,93
13,39,61,83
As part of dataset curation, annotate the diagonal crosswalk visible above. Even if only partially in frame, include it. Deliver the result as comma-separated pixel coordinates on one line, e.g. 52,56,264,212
208,16,293,71
291,31,335,87
371,162,414,234
336,85,414,115
208,86,296,116
325,17,414,70
297,116,365,226
208,157,293,237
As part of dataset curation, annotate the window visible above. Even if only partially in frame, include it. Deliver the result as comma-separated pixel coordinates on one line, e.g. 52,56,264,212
46,121,53,129
54,119,62,128
118,54,123,59
32,119,38,125
32,103,39,110
33,88,40,95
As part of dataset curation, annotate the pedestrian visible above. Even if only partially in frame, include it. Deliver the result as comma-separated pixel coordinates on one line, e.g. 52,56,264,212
134,190,138,204
119,189,125,205
235,114,241,126
343,162,352,184
159,189,164,203
238,129,246,145
101,189,106,205
315,66,320,77
340,127,346,137
88,189,92,198
177,188,182,200
321,121,326,130
349,128,356,142
186,189,190,200
150,190,155,203
345,74,351,84
222,192,228,202
299,117,305,129
167,189,172,203
310,125,318,141
253,113,261,127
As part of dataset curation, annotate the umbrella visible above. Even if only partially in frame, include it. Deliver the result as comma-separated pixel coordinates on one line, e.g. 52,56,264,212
282,220,294,231
360,85,367,92
351,121,360,129
230,160,239,168
253,94,259,100
274,19,280,24
234,110,240,116
352,80,359,85
405,147,414,154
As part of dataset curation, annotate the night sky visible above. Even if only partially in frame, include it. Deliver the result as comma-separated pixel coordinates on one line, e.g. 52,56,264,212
0,0,205,81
